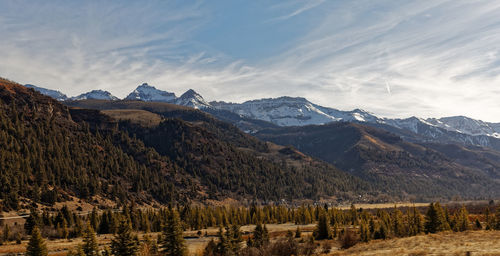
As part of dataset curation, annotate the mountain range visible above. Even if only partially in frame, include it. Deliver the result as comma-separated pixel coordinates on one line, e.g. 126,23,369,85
1,77,500,210
27,82,500,150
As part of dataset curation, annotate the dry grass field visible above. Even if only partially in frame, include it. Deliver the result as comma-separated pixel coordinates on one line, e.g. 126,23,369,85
2,225,499,255
330,230,500,256
0,223,317,255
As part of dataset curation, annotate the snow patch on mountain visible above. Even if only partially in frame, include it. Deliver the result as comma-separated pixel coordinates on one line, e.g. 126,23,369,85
125,83,176,102
426,116,500,138
175,89,211,109
25,84,68,101
211,97,380,126
70,90,119,101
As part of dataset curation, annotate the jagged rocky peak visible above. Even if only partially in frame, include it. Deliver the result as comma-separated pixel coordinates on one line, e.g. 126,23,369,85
426,115,500,137
125,83,176,102
70,89,119,101
179,89,201,99
175,89,211,109
24,84,68,101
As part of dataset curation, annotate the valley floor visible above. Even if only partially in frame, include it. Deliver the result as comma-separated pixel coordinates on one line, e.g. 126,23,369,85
1,225,500,255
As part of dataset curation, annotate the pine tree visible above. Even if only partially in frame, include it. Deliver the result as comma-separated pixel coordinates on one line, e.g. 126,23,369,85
424,202,449,233
90,208,99,231
359,220,371,242
455,206,469,232
485,207,493,230
374,223,387,240
25,211,41,235
494,205,500,230
248,223,268,248
26,226,48,256
263,224,269,244
391,208,405,237
475,219,482,230
98,213,110,234
408,207,424,236
315,212,332,240
215,226,231,255
295,226,301,238
160,210,187,256
3,224,10,241
82,224,99,256
111,220,139,256
229,224,243,252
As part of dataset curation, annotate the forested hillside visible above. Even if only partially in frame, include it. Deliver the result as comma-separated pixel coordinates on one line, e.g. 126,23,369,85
65,97,500,202
0,78,374,211
0,78,198,211
256,122,500,200
66,99,376,202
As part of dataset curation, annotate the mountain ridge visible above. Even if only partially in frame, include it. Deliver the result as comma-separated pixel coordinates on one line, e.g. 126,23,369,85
25,83,500,151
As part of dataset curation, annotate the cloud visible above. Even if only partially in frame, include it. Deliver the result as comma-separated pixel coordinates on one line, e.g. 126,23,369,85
2,1,500,122
267,0,326,22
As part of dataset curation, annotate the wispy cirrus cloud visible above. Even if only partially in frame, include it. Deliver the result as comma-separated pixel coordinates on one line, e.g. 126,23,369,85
267,0,326,22
2,1,500,121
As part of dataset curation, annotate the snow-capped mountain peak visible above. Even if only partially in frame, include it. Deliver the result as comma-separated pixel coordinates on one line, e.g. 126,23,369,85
175,89,211,109
70,89,119,101
426,116,500,138
212,96,381,126
125,83,176,102
25,84,68,101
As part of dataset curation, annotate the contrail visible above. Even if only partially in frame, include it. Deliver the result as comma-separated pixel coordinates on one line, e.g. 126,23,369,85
385,80,392,95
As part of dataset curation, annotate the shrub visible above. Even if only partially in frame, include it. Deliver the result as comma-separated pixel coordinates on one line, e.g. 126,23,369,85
341,229,359,249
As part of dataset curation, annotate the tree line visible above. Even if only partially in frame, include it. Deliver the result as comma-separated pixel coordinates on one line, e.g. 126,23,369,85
1,202,500,255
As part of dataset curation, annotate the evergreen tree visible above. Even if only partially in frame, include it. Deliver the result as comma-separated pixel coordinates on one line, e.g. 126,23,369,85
3,224,10,241
98,213,110,234
424,202,449,233
26,227,48,256
475,219,482,230
315,212,332,240
359,220,371,242
229,224,243,253
82,224,99,256
494,205,500,230
391,208,405,237
25,211,41,235
111,220,139,256
295,226,301,238
160,210,187,256
263,224,269,244
485,207,493,230
455,205,469,232
248,223,268,248
374,223,387,240
215,226,231,256
407,207,424,236
90,208,99,231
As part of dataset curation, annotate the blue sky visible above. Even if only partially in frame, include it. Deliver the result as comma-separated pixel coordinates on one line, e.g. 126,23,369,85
2,1,500,121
